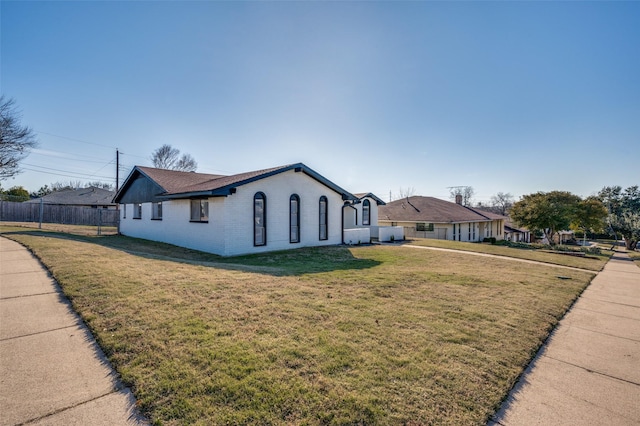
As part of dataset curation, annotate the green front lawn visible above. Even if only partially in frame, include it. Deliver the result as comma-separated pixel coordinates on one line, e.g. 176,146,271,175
406,238,611,271
1,227,597,425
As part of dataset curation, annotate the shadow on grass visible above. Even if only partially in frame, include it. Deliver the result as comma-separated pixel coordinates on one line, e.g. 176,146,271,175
0,228,380,276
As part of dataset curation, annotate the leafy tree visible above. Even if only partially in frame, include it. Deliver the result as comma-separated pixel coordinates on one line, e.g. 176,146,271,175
31,184,53,198
31,181,114,198
489,192,515,215
598,186,640,250
151,144,197,172
510,191,581,245
0,96,38,179
2,185,30,201
571,196,608,245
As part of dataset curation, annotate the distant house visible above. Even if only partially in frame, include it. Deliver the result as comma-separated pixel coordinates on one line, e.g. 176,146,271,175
113,163,385,256
26,187,116,209
378,196,505,242
504,219,531,243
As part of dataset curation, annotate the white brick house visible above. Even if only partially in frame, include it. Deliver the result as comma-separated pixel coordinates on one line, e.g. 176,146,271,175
114,163,382,256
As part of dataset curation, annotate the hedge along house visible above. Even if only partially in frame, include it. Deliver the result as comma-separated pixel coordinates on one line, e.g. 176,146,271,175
378,196,505,242
113,163,382,256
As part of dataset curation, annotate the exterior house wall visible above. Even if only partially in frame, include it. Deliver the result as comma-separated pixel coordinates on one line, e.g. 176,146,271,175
343,206,357,229
120,169,347,257
221,169,344,256
119,198,227,254
506,230,529,242
351,197,379,229
378,219,506,242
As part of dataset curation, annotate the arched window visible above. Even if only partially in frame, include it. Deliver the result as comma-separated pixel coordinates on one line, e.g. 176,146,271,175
254,192,266,246
319,196,328,240
290,194,300,243
362,199,371,226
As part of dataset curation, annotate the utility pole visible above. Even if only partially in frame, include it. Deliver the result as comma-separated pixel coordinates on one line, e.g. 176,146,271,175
116,149,120,192
115,149,120,235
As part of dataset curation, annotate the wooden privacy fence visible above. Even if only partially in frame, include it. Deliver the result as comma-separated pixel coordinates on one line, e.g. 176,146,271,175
0,201,119,231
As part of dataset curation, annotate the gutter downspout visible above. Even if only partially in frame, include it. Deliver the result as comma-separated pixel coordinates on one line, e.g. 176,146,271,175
341,204,344,244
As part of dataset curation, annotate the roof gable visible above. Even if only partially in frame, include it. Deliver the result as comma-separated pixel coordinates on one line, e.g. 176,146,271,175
353,192,386,205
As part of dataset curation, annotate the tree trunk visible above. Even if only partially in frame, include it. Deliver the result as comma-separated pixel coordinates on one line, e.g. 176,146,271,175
544,229,556,246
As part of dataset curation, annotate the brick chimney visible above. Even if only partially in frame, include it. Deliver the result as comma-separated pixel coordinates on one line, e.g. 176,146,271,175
455,194,463,205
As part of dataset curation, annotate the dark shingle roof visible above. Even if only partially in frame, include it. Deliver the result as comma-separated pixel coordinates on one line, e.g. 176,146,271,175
378,196,494,223
467,207,508,220
135,166,226,194
114,163,357,202
26,187,116,206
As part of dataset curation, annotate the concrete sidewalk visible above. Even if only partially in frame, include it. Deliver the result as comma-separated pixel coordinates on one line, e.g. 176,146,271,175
489,250,640,426
0,237,147,426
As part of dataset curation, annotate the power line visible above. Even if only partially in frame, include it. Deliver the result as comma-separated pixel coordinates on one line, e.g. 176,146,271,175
22,163,114,180
30,148,113,164
35,131,150,162
35,130,117,149
21,168,114,183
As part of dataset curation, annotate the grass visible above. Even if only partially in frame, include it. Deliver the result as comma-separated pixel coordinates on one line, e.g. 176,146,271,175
628,251,640,265
1,226,598,425
405,238,611,271
0,221,117,236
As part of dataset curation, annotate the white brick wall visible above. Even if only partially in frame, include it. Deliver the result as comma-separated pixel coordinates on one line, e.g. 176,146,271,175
119,169,347,256
350,196,379,228
222,169,344,256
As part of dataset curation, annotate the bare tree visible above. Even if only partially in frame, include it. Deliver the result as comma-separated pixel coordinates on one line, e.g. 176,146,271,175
51,180,84,191
151,144,197,172
449,186,474,206
0,96,38,179
490,192,515,215
392,187,416,201
85,181,114,190
174,153,197,172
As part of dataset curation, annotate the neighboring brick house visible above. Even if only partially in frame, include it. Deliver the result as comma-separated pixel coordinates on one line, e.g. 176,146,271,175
113,163,382,256
26,187,116,209
378,196,505,242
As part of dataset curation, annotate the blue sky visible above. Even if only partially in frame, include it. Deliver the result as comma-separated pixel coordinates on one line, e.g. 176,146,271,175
2,1,638,204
